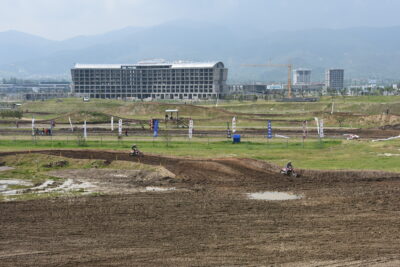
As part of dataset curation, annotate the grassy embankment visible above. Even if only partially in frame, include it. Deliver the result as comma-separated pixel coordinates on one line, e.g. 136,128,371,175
13,96,400,128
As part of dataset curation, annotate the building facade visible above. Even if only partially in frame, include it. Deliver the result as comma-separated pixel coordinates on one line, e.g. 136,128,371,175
293,69,311,85
71,61,228,100
325,69,344,90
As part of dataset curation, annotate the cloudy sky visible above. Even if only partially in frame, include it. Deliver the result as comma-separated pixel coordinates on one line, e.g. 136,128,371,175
1,0,400,40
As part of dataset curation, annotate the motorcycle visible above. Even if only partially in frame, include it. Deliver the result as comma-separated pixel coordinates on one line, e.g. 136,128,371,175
129,149,144,157
280,167,299,177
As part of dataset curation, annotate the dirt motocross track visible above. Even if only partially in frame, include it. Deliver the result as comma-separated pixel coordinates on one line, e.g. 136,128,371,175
1,150,400,266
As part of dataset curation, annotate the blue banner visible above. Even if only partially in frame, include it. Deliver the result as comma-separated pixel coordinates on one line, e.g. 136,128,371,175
153,119,159,137
267,120,273,139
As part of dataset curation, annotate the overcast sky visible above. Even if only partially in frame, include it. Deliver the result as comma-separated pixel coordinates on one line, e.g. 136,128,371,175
1,0,400,40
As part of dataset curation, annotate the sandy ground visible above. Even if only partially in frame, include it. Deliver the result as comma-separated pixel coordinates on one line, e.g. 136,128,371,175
0,150,400,266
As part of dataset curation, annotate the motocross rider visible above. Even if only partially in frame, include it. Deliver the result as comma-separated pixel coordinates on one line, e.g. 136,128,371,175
286,162,293,170
131,144,139,155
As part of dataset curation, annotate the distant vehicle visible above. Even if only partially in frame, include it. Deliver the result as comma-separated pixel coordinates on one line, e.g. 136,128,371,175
344,134,360,140
83,97,90,102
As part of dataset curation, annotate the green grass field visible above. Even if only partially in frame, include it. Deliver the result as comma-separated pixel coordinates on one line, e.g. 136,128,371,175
0,137,399,172
12,96,399,129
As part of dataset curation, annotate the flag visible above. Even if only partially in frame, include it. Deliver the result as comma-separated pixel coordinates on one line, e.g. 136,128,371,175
188,119,193,139
83,120,87,139
267,120,273,139
31,118,35,136
118,119,122,136
319,119,324,138
153,119,159,137
69,117,74,132
302,120,308,139
232,117,237,133
314,117,320,136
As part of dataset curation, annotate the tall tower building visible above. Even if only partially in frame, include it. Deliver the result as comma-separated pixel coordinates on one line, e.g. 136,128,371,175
325,69,344,90
293,69,311,85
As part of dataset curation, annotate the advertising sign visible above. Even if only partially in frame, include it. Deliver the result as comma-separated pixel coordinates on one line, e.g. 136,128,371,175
153,119,159,137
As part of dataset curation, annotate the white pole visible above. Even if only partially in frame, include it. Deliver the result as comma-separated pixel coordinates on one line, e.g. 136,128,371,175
232,117,236,134
111,116,114,131
331,102,335,114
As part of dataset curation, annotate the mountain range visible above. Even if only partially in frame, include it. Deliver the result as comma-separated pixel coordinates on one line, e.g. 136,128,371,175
1,21,400,82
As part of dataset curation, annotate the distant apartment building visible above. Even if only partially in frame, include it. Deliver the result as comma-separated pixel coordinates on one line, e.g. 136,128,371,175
325,69,344,90
0,81,71,101
293,69,311,85
71,61,228,100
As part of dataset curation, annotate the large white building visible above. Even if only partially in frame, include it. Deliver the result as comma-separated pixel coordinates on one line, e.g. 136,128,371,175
71,61,228,100
293,69,311,85
325,69,344,90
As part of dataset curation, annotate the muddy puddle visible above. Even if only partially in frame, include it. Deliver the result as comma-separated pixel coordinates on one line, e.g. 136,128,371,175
0,178,95,197
0,179,34,196
247,192,302,201
145,186,176,192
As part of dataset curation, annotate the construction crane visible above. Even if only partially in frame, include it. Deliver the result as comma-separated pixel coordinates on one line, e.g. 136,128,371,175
241,63,293,98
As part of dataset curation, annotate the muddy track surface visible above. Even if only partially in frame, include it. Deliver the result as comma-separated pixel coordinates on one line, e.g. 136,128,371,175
1,150,400,266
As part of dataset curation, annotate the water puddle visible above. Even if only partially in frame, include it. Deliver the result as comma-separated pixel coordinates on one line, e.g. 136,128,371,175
113,174,129,178
247,191,302,201
145,186,176,192
0,179,34,195
0,178,96,197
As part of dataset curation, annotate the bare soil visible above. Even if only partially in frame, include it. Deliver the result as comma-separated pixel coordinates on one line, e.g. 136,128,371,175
0,150,400,266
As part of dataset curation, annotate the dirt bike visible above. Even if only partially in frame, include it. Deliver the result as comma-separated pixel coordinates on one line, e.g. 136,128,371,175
280,167,299,177
129,149,144,157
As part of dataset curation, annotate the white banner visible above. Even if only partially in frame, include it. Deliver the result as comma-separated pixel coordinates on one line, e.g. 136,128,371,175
111,116,114,131
319,119,324,138
188,119,194,139
83,120,87,139
31,117,35,136
69,117,74,132
232,117,237,134
118,119,122,136
314,117,320,136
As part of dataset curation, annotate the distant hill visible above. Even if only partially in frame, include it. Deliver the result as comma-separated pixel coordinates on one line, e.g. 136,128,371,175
1,23,400,82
